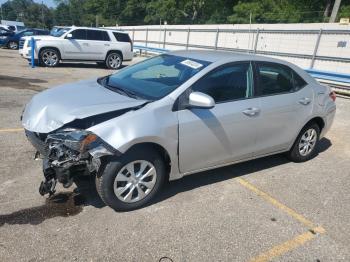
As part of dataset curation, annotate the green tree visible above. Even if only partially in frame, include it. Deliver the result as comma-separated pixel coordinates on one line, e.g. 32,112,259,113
144,0,183,24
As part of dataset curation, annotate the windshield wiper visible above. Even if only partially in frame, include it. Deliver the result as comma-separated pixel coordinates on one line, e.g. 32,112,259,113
98,76,142,100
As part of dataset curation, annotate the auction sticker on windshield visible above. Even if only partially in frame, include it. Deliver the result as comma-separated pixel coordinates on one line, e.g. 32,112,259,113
180,59,203,69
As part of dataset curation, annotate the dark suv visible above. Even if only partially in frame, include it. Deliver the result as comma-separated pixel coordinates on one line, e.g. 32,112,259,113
0,28,49,50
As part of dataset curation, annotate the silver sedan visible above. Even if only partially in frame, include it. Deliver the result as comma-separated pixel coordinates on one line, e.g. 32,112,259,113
22,50,336,211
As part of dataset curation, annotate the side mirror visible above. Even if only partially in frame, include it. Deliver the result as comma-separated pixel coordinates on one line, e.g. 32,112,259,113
66,33,73,39
188,92,215,109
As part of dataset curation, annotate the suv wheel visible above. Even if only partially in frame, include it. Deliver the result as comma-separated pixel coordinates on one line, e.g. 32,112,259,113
96,148,166,211
8,41,18,50
39,48,60,67
105,52,123,69
286,123,320,162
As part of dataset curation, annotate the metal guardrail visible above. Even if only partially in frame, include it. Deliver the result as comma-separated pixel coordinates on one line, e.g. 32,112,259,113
127,27,350,68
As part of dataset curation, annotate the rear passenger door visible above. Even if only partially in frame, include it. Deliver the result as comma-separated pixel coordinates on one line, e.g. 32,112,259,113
85,29,111,60
253,61,313,156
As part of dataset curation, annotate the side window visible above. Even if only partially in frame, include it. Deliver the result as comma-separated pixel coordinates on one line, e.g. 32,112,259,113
86,30,110,41
71,29,86,40
191,62,253,103
292,71,307,91
256,62,294,96
113,32,131,43
23,31,34,36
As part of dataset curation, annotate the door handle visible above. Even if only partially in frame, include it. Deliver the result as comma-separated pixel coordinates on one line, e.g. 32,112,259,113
242,107,260,117
104,43,110,46
298,97,311,105
82,43,89,46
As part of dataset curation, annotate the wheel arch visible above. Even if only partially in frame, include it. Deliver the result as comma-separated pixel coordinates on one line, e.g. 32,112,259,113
124,142,171,179
288,116,326,152
105,49,123,60
304,116,325,132
38,46,61,59
7,40,18,48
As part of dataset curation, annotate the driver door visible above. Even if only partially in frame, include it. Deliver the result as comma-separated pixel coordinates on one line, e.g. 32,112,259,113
177,62,260,173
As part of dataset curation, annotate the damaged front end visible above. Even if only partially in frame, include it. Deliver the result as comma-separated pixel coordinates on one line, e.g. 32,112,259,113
26,129,118,196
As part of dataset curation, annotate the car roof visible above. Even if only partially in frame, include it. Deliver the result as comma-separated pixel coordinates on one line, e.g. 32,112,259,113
69,26,127,34
169,50,287,64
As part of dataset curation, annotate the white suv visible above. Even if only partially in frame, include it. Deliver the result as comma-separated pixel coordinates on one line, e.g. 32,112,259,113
20,26,133,69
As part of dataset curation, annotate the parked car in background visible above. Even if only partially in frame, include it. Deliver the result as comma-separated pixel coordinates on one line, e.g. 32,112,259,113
0,20,26,32
22,50,336,211
0,27,14,38
20,26,133,69
0,28,49,50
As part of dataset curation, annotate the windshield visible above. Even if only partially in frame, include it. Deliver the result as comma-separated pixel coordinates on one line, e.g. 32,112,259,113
50,27,71,37
103,54,211,100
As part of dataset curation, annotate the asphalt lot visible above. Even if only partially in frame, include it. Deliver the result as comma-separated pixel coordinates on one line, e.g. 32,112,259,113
0,48,350,262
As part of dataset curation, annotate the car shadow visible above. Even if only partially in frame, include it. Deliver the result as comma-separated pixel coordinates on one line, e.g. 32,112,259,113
55,62,127,70
74,137,332,210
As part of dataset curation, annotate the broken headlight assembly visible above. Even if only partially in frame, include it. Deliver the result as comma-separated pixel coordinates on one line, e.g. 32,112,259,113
39,129,116,196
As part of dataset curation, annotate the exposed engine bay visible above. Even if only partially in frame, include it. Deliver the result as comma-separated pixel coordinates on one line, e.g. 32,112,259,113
25,129,118,196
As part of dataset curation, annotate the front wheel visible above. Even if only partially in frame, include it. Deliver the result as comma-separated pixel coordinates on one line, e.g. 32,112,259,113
8,41,18,50
105,52,123,69
286,123,320,162
39,48,60,67
96,148,166,211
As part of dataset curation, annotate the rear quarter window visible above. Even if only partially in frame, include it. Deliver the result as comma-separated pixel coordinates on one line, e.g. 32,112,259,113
113,32,131,43
292,71,307,91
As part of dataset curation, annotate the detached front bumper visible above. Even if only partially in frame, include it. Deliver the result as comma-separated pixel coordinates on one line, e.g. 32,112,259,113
25,129,119,195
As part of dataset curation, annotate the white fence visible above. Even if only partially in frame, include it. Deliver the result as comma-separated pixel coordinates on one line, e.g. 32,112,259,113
113,23,350,74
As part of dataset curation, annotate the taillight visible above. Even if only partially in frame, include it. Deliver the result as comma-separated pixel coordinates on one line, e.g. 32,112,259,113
329,91,336,102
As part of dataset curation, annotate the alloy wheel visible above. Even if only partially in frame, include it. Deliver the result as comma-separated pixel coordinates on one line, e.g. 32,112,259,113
298,128,317,156
113,160,157,203
9,41,18,49
108,54,121,69
42,50,58,66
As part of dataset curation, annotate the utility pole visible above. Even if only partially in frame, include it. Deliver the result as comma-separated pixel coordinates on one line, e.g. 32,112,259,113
1,5,3,21
41,1,45,28
95,15,99,27
330,0,342,23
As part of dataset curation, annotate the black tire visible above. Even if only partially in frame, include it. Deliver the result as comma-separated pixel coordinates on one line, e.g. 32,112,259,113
105,52,123,69
39,48,60,67
286,123,320,162
7,41,18,50
96,147,166,211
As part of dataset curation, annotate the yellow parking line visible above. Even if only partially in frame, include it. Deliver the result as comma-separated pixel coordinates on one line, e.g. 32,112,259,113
237,178,326,261
237,178,325,232
0,128,24,133
249,228,321,262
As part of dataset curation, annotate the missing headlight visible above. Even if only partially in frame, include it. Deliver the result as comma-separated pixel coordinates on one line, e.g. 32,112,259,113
37,129,116,196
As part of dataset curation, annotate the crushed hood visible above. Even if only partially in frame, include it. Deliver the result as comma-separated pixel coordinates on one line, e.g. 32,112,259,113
22,78,147,133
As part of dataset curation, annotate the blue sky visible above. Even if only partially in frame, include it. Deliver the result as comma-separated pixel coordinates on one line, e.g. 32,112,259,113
0,0,57,8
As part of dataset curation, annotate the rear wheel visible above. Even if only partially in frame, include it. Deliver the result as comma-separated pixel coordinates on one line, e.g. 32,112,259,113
105,52,123,69
96,148,165,211
8,41,18,50
39,48,60,67
286,123,320,162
